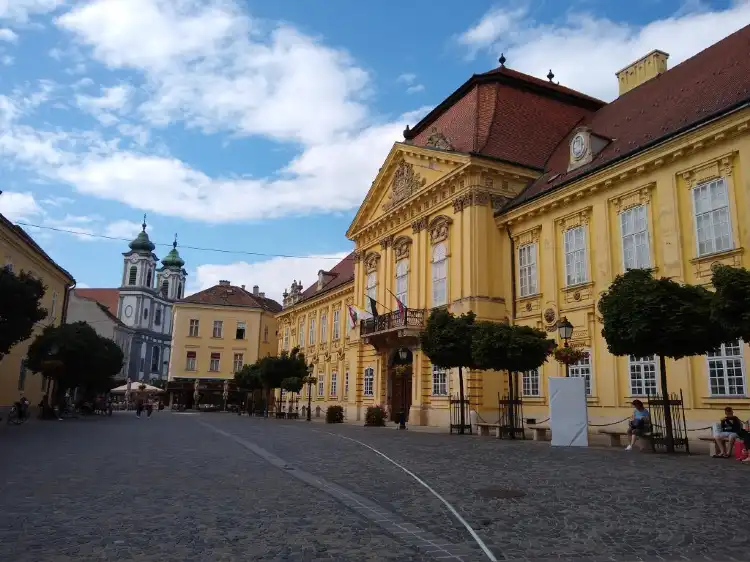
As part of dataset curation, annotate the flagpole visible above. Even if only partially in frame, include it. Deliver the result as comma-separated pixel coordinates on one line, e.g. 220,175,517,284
363,294,391,313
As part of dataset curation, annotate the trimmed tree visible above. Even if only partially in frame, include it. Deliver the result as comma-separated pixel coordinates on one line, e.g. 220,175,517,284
598,269,727,452
420,309,476,434
0,268,48,360
472,322,555,435
711,264,750,342
234,362,263,412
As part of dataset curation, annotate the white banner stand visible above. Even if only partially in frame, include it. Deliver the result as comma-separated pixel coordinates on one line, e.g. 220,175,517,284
549,376,589,447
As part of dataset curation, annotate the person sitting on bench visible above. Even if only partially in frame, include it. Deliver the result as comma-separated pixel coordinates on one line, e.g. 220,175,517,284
626,400,650,451
713,407,744,458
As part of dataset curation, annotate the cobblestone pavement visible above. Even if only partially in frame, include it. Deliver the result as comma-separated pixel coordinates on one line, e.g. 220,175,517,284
2,414,749,562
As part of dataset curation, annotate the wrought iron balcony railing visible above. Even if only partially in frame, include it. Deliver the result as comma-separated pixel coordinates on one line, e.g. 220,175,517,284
360,308,425,337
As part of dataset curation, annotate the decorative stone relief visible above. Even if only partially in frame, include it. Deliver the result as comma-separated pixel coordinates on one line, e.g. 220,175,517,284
411,217,427,233
424,127,454,150
364,252,381,273
453,189,509,212
691,248,743,279
611,185,653,213
380,235,394,250
428,215,453,245
562,283,594,304
680,153,735,187
382,160,427,211
393,236,412,260
351,250,362,262
557,207,592,232
513,227,541,247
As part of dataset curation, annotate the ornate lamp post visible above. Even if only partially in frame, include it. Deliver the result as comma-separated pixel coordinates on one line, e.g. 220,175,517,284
557,317,574,378
397,347,409,430
304,363,316,422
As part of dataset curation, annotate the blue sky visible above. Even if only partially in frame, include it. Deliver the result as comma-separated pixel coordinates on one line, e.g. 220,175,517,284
1,0,748,303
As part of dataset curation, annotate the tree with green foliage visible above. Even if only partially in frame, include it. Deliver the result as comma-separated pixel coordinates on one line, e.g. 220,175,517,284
234,362,263,412
472,321,555,435
420,309,476,434
710,264,750,342
598,268,727,452
0,268,48,360
26,321,124,401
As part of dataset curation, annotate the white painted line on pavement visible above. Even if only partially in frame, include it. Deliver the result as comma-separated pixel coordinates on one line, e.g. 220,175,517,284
325,431,498,562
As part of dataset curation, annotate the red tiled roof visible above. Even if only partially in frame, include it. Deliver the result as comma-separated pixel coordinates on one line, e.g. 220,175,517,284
180,284,282,313
298,252,355,303
509,24,750,209
76,288,120,313
406,66,604,169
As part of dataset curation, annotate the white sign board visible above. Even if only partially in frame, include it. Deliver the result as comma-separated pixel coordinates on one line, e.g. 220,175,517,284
549,376,589,447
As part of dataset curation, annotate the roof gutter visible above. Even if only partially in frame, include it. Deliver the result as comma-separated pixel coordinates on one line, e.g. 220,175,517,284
61,282,76,325
498,99,750,216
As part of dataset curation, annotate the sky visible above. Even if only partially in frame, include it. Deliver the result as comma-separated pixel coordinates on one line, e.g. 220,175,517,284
1,0,749,304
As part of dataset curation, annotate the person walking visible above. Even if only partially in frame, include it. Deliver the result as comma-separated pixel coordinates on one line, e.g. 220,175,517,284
146,397,153,418
135,396,143,418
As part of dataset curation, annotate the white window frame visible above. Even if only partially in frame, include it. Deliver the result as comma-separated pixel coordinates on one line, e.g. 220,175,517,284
522,368,541,397
233,353,244,374
395,259,408,307
186,352,196,371
212,320,223,338
366,272,377,315
432,365,448,396
309,318,316,345
569,349,592,396
209,353,220,372
518,243,538,298
692,177,733,257
707,340,746,397
564,226,587,287
317,374,325,397
363,367,374,396
332,309,341,340
330,372,337,397
628,355,658,397
283,327,290,350
320,313,328,343
235,321,246,340
299,320,305,348
620,205,651,270
432,242,448,307
189,319,199,337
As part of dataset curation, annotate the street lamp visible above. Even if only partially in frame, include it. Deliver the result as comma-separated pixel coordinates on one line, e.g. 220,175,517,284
558,316,574,378
397,347,409,431
306,363,314,422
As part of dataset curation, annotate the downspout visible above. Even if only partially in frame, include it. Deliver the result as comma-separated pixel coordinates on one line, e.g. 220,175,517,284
61,281,76,325
505,227,516,324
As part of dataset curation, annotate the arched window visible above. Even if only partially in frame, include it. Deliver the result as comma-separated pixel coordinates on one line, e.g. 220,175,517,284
151,346,160,372
366,272,377,314
178,282,183,299
161,280,169,298
146,269,152,288
432,242,447,306
395,259,408,308
128,266,137,285
143,306,149,320
154,308,161,326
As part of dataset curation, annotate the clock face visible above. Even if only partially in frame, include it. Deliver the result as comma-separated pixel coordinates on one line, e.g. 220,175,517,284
571,133,586,159
124,305,133,318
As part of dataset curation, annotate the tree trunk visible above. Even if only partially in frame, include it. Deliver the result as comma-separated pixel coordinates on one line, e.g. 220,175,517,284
508,371,516,439
659,355,675,453
458,365,466,435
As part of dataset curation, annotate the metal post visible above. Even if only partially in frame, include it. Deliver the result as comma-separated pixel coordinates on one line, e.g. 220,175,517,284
508,371,515,439
564,340,570,377
659,355,675,453
399,377,407,430
306,381,312,422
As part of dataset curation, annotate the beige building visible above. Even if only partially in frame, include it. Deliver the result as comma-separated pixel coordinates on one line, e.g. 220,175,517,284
167,281,281,406
0,212,75,412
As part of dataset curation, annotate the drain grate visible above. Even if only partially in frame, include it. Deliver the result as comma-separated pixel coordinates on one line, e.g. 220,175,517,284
477,487,526,499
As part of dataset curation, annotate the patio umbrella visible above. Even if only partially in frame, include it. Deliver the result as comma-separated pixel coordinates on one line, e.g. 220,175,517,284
111,382,163,393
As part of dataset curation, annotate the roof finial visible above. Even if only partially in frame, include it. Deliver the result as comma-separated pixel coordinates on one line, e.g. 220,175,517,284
141,213,147,231
498,53,506,67
173,233,178,249
547,69,555,82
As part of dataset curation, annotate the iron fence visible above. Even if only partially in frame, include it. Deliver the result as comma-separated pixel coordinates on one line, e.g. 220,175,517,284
497,392,525,439
449,395,472,435
360,308,425,336
646,389,690,454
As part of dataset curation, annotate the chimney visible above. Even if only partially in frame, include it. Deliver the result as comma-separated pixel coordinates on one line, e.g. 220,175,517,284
241,284,245,290
259,292,265,298
616,50,669,96
219,280,230,286
252,285,259,295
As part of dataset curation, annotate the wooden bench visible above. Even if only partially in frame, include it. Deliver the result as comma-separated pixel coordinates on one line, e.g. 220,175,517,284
476,423,502,438
527,425,550,441
699,435,743,457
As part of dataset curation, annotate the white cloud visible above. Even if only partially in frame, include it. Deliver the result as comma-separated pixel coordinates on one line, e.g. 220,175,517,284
0,191,43,220
406,84,425,94
457,1,750,101
0,0,63,23
191,252,351,305
0,28,17,41
397,72,424,94
103,219,148,239
75,83,133,124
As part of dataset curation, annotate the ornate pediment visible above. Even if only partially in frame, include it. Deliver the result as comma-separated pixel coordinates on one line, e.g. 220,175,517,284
424,127,454,151
382,161,426,211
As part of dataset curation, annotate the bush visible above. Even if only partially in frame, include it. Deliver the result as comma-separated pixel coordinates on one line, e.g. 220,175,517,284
365,405,387,427
326,405,344,423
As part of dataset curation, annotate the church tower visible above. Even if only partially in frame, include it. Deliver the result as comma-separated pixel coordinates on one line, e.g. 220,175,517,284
157,236,187,301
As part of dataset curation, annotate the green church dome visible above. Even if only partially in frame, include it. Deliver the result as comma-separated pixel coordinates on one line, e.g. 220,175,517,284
162,237,185,268
129,217,155,253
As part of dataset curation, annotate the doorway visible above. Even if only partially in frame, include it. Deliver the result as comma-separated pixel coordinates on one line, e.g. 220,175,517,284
388,347,413,423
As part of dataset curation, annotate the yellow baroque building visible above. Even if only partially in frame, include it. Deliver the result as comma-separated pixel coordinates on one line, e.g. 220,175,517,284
167,280,280,406
279,27,750,428
0,212,75,412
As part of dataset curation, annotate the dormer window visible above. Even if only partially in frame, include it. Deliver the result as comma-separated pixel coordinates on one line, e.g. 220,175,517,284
567,127,609,172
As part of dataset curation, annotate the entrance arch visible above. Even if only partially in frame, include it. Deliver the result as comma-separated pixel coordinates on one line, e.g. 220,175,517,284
388,347,413,423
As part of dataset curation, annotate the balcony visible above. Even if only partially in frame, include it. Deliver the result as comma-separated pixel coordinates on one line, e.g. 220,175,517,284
360,308,425,348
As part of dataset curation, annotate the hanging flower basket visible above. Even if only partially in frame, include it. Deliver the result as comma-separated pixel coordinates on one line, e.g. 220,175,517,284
554,346,589,366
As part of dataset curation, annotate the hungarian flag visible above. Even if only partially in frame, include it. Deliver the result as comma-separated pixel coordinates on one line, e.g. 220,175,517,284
347,305,372,329
394,295,406,315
